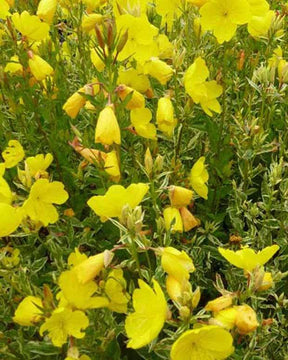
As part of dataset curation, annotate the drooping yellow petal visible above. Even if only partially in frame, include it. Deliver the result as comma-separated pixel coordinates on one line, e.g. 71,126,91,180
125,279,167,349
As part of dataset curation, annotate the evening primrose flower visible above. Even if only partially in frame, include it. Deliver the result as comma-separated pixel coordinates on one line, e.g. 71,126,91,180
130,107,157,140
0,203,23,237
13,296,43,326
247,0,273,37
105,269,130,313
116,84,145,110
125,279,167,349
154,0,183,30
28,52,53,81
2,140,25,168
179,206,200,232
211,307,238,329
23,179,68,226
117,67,150,93
171,325,234,360
200,0,251,44
160,247,195,283
218,245,279,272
58,270,109,310
63,88,86,119
190,156,209,199
184,57,223,116
12,11,50,41
67,248,88,267
143,57,173,85
156,97,177,137
25,153,53,178
95,106,121,146
73,251,112,284
116,14,159,64
37,0,57,23
87,183,149,222
40,307,89,347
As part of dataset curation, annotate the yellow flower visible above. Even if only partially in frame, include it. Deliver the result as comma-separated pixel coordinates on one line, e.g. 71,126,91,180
166,275,184,301
257,272,273,291
184,57,223,116
205,295,233,313
0,0,10,19
190,156,209,199
73,251,110,284
40,307,89,347
4,55,23,74
23,179,69,226
235,304,259,334
63,88,86,119
0,164,12,204
143,57,173,85
116,84,145,110
58,270,109,310
118,67,150,93
0,203,23,237
171,325,234,360
125,279,167,349
116,14,159,64
211,307,238,329
130,107,157,140
2,140,25,168
247,8,273,37
200,0,251,44
37,0,57,23
12,11,50,41
169,186,193,208
95,106,121,146
25,153,53,177
218,245,279,272
163,207,183,233
13,296,43,326
105,269,130,313
154,0,182,30
156,97,177,137
87,183,149,222
28,53,54,81
161,247,195,283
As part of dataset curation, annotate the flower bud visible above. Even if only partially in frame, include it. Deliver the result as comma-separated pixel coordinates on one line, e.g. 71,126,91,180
144,148,153,176
179,306,191,319
117,29,129,53
144,57,173,85
191,286,201,308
